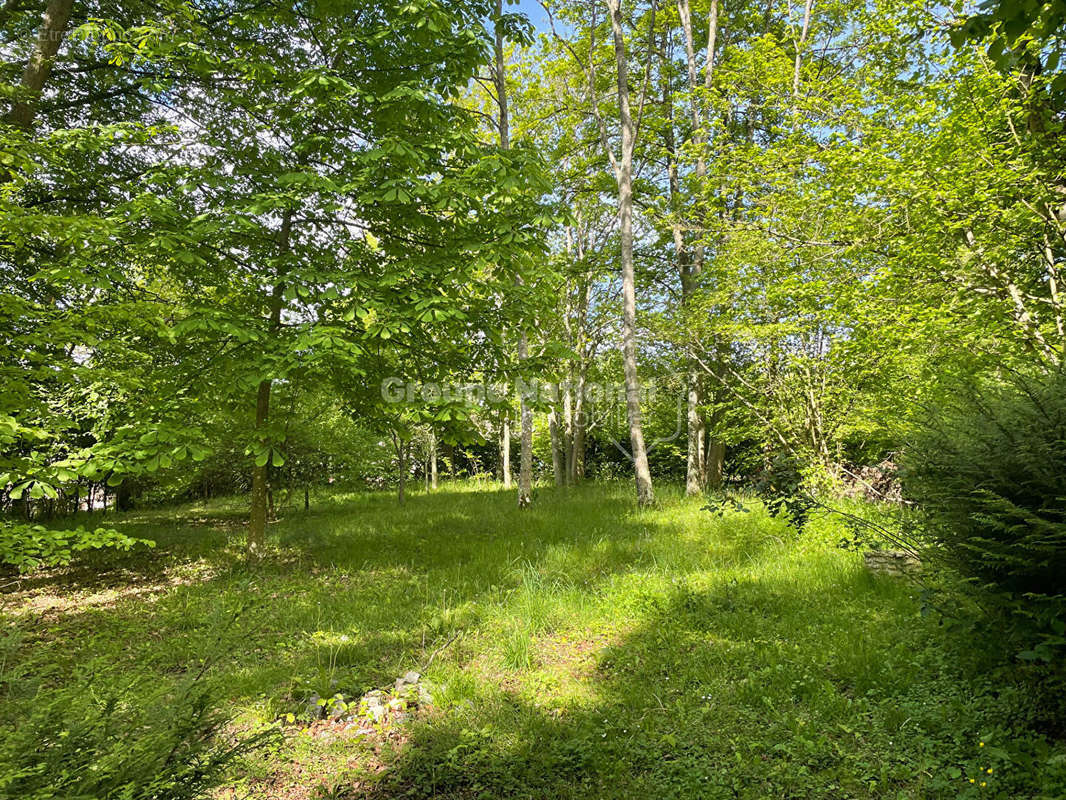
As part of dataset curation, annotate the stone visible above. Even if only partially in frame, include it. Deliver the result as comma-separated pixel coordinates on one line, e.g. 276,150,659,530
864,549,921,576
306,694,325,720
329,701,348,720
360,690,388,721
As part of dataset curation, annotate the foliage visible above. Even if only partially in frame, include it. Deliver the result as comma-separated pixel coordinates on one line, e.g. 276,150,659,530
901,370,1066,594
0,520,152,573
0,671,274,800
1,0,549,548
703,453,816,530
3,0,1066,791
901,369,1066,659
953,0,1066,67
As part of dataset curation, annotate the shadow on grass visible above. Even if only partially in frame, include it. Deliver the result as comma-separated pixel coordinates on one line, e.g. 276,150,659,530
355,566,1055,800
4,485,757,703
12,485,1035,799
1,484,523,599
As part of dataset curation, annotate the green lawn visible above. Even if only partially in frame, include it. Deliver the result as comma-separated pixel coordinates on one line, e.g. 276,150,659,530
3,483,1064,799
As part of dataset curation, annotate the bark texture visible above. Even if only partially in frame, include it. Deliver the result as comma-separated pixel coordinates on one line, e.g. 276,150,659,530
607,0,654,506
6,0,74,129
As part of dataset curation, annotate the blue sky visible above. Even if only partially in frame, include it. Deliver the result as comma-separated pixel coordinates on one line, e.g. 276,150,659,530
514,0,554,33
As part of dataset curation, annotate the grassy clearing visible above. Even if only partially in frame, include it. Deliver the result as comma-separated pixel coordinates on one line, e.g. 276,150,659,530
2,483,1063,799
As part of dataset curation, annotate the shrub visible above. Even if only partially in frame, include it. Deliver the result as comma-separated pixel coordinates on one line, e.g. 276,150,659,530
900,369,1066,657
752,452,815,528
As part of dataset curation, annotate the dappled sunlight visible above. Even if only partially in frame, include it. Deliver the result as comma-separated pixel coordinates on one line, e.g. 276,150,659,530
1,558,220,619
5,0,1064,794
3,485,1058,798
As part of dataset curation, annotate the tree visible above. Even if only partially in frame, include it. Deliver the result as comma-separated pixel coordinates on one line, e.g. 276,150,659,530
603,0,657,506
1,0,547,561
493,0,535,507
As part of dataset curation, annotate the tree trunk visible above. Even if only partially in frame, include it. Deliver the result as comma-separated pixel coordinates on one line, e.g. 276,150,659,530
495,0,534,508
677,0,719,495
517,350,534,508
663,20,700,497
5,0,74,129
570,350,588,483
247,211,291,559
495,0,512,494
571,404,586,483
562,226,590,487
397,441,406,504
705,434,724,489
501,418,511,487
792,0,815,105
562,379,574,484
248,375,273,556
607,0,654,507
443,442,455,478
429,433,438,489
549,409,566,486
304,486,310,510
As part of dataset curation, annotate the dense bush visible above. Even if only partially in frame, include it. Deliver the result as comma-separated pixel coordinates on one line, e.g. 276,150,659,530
901,369,1066,657
0,673,273,800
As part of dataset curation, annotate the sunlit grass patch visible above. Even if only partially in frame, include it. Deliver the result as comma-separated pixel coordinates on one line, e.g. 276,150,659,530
2,482,1064,799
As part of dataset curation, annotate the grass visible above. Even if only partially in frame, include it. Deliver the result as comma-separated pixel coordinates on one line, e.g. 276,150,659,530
2,482,1065,799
